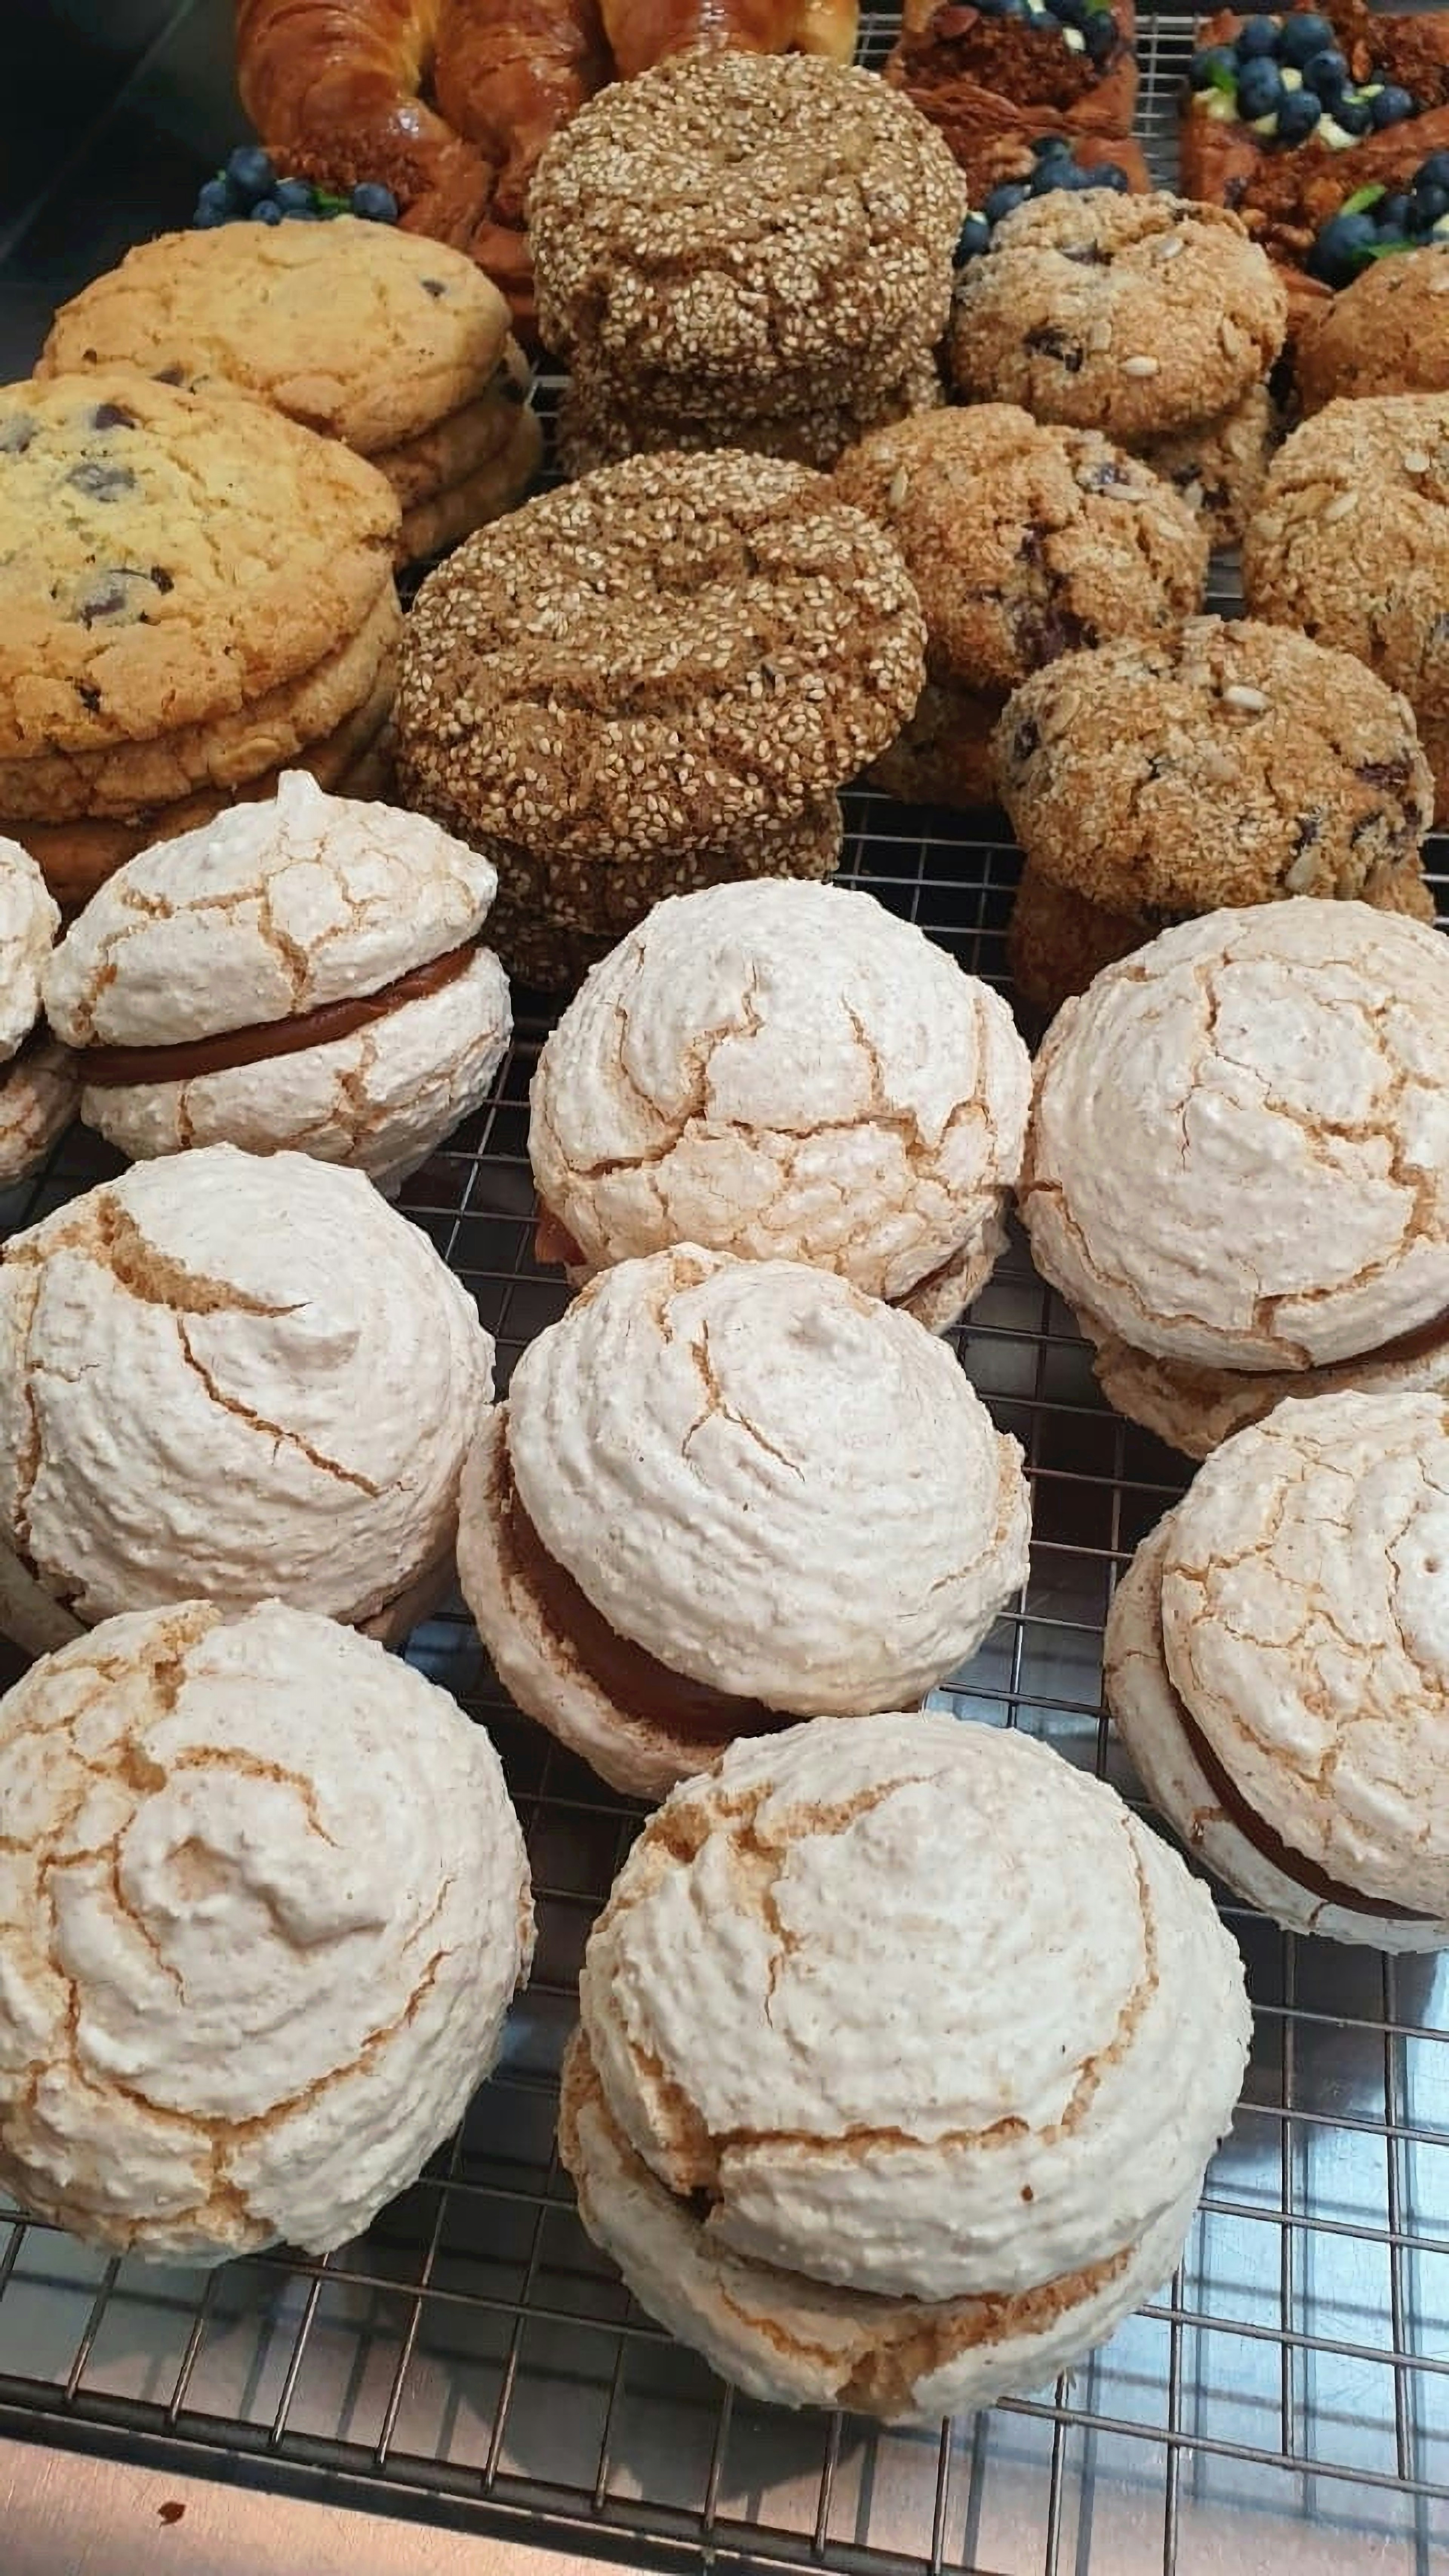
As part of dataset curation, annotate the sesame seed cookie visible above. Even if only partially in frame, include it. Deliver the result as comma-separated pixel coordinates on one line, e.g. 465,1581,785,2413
1295,251,1449,415
0,371,398,766
528,54,966,403
556,350,945,479
995,617,1432,918
948,191,1288,441
1243,395,1449,819
1136,380,1277,552
37,219,512,459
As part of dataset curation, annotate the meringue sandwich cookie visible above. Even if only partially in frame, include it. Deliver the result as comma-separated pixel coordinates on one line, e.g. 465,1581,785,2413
458,1247,1031,1799
0,1145,493,1657
1020,902,1449,1455
1106,1391,1449,1949
529,880,1031,1330
0,834,77,1186
43,772,512,1195
0,1598,533,2259
560,1712,1250,2419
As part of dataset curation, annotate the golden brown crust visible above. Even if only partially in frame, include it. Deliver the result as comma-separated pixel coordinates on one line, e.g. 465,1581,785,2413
556,349,944,475
1296,249,1449,412
866,679,1002,807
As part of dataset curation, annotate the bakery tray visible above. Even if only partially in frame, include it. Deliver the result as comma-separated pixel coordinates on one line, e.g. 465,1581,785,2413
3,11,1448,2574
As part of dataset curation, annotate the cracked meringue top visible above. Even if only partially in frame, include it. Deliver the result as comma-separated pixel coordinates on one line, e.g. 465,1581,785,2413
43,772,500,1050
1022,901,1449,1372
528,879,1031,1312
0,1144,492,1630
0,1598,532,2261
502,1246,1031,1712
579,1712,1250,2303
0,834,58,1063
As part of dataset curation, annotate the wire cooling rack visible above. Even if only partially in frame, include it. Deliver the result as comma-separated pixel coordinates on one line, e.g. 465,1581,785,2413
2,12,1448,2576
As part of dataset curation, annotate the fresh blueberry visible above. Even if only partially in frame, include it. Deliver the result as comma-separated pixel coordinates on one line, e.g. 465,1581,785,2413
1331,94,1372,135
1029,156,1068,192
954,212,992,263
1032,131,1074,157
1094,159,1132,189
1278,12,1334,67
1300,48,1348,100
1371,84,1416,128
1236,58,1283,117
273,177,316,214
1379,191,1412,232
1415,179,1449,225
1084,14,1117,63
193,176,235,226
1234,15,1280,57
984,180,1032,222
1275,88,1323,140
226,145,275,205
1310,208,1378,286
249,198,284,225
1417,150,1449,191
1051,0,1091,23
1190,43,1237,87
350,181,399,223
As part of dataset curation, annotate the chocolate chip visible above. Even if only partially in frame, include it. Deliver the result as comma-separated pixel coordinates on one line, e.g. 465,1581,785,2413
1021,603,1096,663
1061,246,1108,266
75,681,102,713
1024,325,1084,374
67,459,134,500
1012,717,1041,764
153,364,186,385
75,573,134,626
0,415,35,455
421,278,448,298
1357,755,1412,791
149,564,174,594
89,401,136,432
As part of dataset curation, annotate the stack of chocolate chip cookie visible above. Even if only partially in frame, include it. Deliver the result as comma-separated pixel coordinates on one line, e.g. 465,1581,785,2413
529,53,966,474
949,190,1288,548
37,219,541,571
0,369,400,910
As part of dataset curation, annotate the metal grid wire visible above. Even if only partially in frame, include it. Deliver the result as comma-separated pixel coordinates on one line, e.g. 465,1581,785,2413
2,12,1448,2573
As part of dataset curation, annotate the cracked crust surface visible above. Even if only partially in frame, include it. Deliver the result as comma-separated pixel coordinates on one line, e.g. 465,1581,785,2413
1021,901,1449,1373
559,1713,1248,2418
0,1040,81,1190
996,617,1432,916
833,405,1207,694
1106,1507,1449,1949
947,192,1287,441
529,879,1029,1320
37,220,511,458
498,1247,1031,1713
1090,1307,1449,1462
1295,253,1449,417
0,837,59,1062
0,1598,532,2260
0,370,400,762
0,1144,493,1634
528,55,966,397
396,452,926,867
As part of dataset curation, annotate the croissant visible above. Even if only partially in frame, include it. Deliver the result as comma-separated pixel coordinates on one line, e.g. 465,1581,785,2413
236,0,461,187
601,0,855,75
434,0,610,220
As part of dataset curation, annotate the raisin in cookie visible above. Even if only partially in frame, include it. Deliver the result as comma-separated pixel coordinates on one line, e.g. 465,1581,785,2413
948,191,1287,440
996,616,1431,917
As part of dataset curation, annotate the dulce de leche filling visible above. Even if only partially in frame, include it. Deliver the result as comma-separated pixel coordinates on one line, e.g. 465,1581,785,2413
495,1438,789,1750
80,938,481,1089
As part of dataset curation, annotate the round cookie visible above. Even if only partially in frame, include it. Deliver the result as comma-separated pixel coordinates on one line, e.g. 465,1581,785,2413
0,1145,494,1650
529,878,1031,1325
528,54,966,400
43,772,512,1195
995,618,1432,917
834,404,1208,693
0,836,78,1186
37,219,512,458
1136,381,1277,552
556,350,945,478
1295,251,1449,415
0,1598,533,2259
1105,1391,1449,1947
560,1713,1250,2418
864,678,1002,808
0,371,398,763
457,1247,1030,1796
375,346,531,512
948,192,1287,440
1243,396,1449,819
1021,901,1449,1384
396,401,543,565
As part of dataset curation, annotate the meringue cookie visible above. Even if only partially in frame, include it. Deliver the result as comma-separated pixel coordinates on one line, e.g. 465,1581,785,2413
43,772,511,1195
1106,1389,1449,1947
560,1712,1250,2419
458,1247,1031,1797
1021,901,1449,1451
0,1143,492,1650
529,879,1030,1329
0,834,77,1186
0,1598,533,2260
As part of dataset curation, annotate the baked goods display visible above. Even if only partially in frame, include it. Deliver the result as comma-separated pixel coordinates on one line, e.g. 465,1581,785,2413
948,126,1150,228
531,54,964,471
0,838,78,1186
0,1145,493,1654
560,1712,1250,2416
995,617,1434,1010
886,0,1139,187
456,1247,1031,1795
42,772,511,1191
1244,396,1449,819
0,1598,533,2260
948,190,1287,543
396,449,926,986
0,369,399,908
36,220,541,568
529,878,1030,1323
1021,902,1449,1458
1295,246,1449,408
1107,1390,1449,1949
833,404,1207,806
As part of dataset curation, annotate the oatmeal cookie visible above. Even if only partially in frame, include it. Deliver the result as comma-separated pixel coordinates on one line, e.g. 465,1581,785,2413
948,190,1287,438
867,679,1004,806
1136,380,1277,549
1295,248,1449,412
